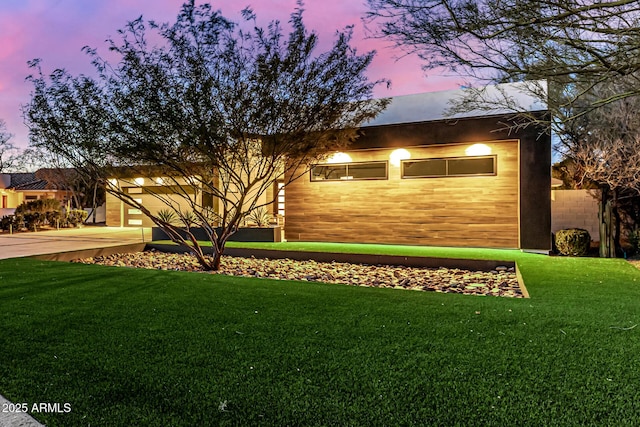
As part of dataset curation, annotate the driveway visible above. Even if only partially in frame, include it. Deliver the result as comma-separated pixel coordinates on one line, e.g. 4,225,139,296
0,226,151,260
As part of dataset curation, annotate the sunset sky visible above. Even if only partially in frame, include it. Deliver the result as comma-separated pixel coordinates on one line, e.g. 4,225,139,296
0,0,464,149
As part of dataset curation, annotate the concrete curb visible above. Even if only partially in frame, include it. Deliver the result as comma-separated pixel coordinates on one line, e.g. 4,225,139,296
29,243,147,262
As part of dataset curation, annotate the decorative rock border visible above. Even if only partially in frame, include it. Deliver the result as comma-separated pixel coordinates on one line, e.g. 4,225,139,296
72,250,525,298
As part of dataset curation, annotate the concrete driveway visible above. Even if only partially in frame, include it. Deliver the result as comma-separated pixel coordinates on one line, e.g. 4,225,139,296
0,226,151,260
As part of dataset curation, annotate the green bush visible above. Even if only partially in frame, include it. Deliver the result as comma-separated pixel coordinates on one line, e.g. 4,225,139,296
14,199,63,230
23,212,46,231
0,215,16,231
67,209,88,226
555,228,591,256
627,228,640,256
46,210,63,227
15,198,61,216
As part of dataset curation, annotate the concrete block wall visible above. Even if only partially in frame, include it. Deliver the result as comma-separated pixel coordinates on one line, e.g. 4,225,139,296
551,189,599,240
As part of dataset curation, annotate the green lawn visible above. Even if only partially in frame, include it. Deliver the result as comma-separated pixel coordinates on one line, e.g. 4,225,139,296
1,246,640,426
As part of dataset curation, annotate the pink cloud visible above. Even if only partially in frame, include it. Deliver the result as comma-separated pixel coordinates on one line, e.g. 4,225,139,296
0,0,461,150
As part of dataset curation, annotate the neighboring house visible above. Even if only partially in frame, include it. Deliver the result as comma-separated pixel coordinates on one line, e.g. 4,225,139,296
0,172,72,214
105,82,552,252
285,82,551,252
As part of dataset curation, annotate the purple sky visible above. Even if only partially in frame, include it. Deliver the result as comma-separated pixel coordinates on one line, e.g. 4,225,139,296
0,0,463,149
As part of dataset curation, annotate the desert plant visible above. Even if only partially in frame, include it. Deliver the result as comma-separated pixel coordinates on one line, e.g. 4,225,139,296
555,228,591,256
181,211,198,229
157,209,179,225
247,207,272,227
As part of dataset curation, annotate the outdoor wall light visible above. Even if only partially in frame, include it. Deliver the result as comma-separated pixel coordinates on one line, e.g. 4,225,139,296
107,178,118,187
134,177,145,186
389,148,411,167
465,143,492,156
326,152,352,164
155,177,166,185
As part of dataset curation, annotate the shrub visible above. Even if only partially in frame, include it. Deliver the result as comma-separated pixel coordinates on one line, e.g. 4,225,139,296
555,228,591,256
15,198,61,216
157,209,179,225
14,199,63,230
627,228,640,256
46,210,63,227
247,207,272,227
67,209,88,226
0,215,16,231
23,212,46,231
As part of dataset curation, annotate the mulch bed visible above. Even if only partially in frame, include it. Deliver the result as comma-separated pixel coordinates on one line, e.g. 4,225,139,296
72,249,524,298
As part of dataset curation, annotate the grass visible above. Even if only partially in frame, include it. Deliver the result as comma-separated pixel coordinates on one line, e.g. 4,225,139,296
1,246,640,425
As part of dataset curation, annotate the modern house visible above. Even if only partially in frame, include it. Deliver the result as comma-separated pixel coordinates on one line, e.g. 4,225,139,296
105,82,551,252
284,83,551,251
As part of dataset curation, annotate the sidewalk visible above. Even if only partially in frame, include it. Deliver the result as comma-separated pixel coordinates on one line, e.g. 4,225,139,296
0,226,151,259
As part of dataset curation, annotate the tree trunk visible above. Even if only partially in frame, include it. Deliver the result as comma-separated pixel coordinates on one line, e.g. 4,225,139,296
599,186,617,258
91,182,98,223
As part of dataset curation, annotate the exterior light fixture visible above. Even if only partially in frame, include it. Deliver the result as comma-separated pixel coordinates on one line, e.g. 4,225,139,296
389,148,411,167
155,177,166,185
133,177,145,186
465,143,492,156
107,178,118,187
326,152,352,164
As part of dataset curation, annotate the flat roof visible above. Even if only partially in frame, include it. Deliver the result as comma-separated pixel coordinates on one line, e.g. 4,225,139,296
364,81,547,128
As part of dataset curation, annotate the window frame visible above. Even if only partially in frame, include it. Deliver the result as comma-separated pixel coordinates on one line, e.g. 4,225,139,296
310,160,389,182
401,155,497,179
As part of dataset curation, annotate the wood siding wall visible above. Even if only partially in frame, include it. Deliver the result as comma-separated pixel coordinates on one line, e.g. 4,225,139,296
285,140,520,248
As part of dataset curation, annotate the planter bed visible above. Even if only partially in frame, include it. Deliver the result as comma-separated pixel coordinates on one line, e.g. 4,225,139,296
69,246,527,298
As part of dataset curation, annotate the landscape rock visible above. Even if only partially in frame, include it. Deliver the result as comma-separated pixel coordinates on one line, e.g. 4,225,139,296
72,250,524,298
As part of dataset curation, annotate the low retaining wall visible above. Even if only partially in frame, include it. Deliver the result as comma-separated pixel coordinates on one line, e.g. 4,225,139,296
151,226,282,243
30,243,147,262
146,243,516,272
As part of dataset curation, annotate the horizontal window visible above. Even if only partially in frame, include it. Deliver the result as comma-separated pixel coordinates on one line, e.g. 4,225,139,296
311,161,388,181
402,155,496,178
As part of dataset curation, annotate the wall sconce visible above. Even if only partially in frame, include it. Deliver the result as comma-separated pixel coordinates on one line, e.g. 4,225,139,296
389,148,411,167
465,143,492,156
133,177,145,186
107,178,118,188
326,152,353,163
155,177,166,185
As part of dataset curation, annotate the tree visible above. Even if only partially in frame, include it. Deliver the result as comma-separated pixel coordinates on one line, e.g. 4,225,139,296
25,1,388,270
365,0,640,132
0,120,23,173
559,82,640,257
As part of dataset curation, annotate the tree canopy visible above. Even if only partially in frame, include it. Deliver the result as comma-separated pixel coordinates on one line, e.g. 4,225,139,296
0,120,23,173
25,0,388,270
365,0,640,128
